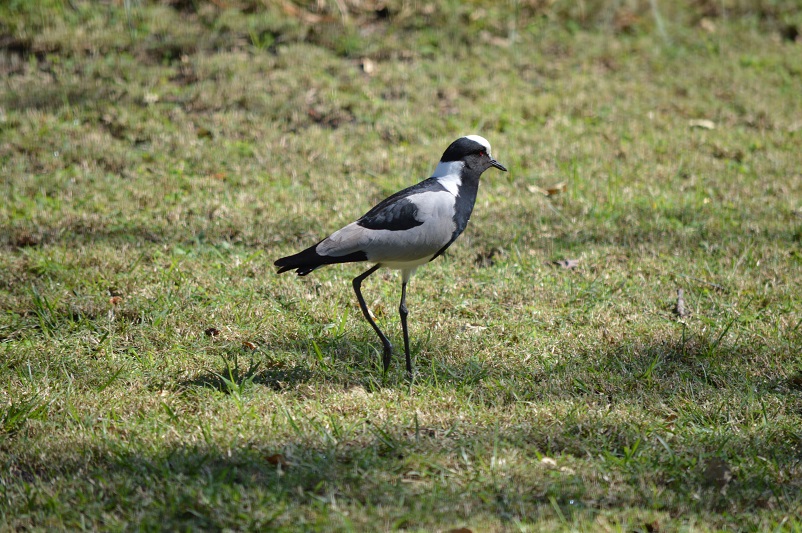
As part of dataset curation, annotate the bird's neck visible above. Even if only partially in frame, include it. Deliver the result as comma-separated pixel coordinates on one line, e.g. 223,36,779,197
432,160,464,179
453,170,480,207
434,165,482,236
432,161,482,200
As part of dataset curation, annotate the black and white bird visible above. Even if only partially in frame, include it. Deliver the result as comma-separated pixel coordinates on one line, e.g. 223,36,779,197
275,135,507,376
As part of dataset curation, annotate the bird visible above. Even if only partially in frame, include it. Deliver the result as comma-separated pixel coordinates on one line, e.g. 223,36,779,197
274,135,507,377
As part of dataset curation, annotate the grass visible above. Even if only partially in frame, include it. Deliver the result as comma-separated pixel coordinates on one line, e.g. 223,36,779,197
1,0,802,530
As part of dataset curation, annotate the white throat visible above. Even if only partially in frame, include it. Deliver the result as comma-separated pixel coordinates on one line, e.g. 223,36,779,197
431,160,464,195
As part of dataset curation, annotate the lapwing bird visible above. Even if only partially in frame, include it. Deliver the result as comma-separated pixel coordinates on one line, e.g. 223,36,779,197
275,135,507,376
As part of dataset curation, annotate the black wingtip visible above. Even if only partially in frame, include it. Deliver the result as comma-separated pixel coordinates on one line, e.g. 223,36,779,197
274,257,292,273
275,258,315,276
275,244,367,277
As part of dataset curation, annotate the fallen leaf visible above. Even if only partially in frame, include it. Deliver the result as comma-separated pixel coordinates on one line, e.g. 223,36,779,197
699,18,716,33
242,341,257,350
446,529,473,533
278,0,326,24
402,470,422,481
204,327,220,337
109,296,123,306
266,453,288,467
346,385,368,399
527,185,549,195
540,457,557,467
360,57,376,74
546,182,567,195
689,119,715,130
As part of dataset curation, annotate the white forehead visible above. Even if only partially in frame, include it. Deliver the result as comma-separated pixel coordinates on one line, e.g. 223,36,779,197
464,135,492,156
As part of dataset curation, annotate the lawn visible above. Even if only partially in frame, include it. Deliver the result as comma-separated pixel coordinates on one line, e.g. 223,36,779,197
1,0,801,530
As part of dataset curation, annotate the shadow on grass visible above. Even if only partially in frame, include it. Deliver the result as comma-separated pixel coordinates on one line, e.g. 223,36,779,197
1,215,303,252
6,396,801,530
175,334,394,394
3,220,202,250
0,80,125,114
3,329,801,529
180,363,317,394
173,310,802,400
546,221,800,260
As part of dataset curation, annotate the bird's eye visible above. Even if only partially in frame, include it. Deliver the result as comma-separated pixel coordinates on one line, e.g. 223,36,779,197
478,150,486,157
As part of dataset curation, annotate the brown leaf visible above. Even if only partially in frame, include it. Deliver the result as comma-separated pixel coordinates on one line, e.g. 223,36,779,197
109,296,123,306
266,453,288,467
204,327,220,337
545,182,567,196
242,341,257,350
446,529,473,533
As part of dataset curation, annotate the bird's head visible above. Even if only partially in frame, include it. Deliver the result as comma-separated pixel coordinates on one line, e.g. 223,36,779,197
439,135,507,175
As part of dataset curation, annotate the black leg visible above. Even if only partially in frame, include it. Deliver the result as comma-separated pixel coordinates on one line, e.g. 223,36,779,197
399,281,412,378
352,265,393,372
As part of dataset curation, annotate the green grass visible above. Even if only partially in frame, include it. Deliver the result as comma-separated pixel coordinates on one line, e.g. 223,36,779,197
2,0,802,530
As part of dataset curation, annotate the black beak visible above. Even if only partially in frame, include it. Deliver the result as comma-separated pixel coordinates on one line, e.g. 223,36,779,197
490,159,507,172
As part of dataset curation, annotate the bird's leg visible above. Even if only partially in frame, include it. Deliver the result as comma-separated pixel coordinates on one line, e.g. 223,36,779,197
352,265,393,372
399,281,412,379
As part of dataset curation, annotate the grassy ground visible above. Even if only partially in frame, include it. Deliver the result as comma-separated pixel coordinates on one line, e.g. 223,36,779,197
2,0,802,530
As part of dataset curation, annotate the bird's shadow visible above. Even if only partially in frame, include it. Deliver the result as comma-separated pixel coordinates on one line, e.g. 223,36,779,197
176,309,802,406
176,333,407,393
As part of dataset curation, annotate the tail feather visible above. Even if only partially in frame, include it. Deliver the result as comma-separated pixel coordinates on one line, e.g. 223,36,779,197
275,242,368,276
